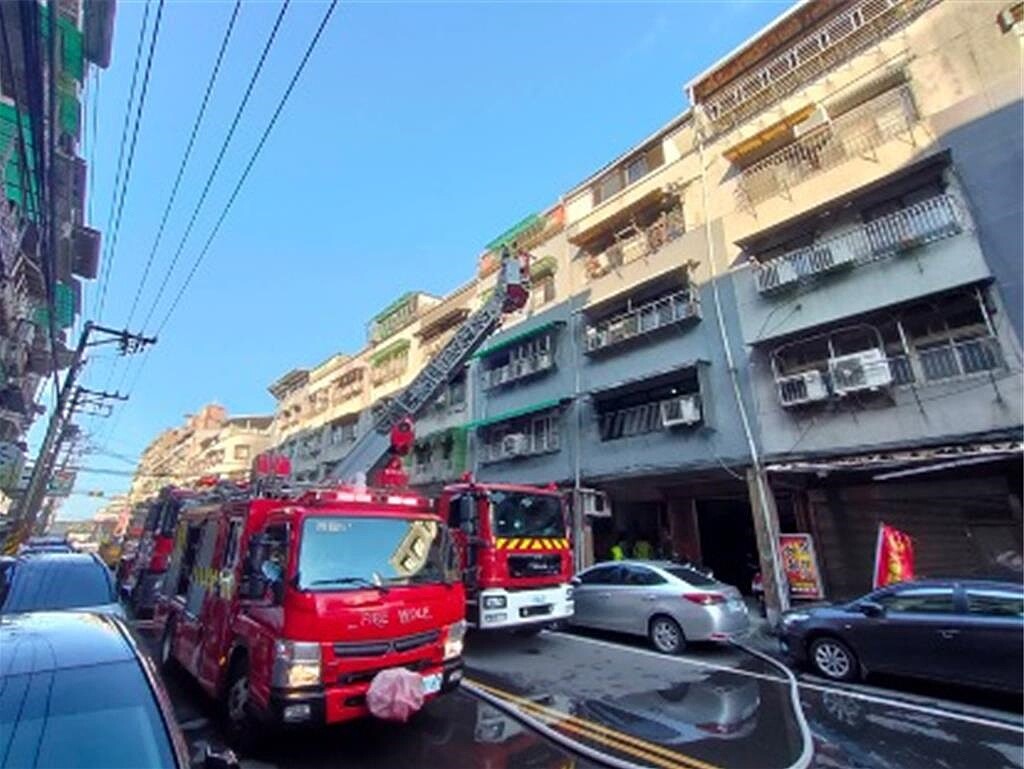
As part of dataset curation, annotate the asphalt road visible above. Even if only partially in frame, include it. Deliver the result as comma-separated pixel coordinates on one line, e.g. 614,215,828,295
146,627,1024,769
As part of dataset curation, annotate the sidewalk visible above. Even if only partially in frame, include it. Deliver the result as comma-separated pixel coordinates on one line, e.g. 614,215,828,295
740,597,785,659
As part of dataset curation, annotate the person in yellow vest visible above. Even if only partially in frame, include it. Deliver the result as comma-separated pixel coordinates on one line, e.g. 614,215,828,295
610,538,626,561
632,537,654,560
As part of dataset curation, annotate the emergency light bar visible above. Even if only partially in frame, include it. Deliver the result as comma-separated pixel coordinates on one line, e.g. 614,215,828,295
300,487,434,511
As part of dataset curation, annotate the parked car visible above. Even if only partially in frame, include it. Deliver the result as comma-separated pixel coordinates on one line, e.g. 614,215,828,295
780,579,1023,691
18,535,74,555
0,552,124,617
0,611,239,768
569,560,750,654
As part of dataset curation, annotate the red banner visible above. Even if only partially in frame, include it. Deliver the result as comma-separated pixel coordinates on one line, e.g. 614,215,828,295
873,523,915,589
779,533,825,599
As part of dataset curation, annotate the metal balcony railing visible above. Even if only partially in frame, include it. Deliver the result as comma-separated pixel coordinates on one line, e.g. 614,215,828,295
585,288,700,354
756,194,963,293
479,431,560,463
410,458,455,484
737,84,917,205
598,394,702,440
585,204,686,280
701,0,935,133
482,350,555,390
916,336,1006,383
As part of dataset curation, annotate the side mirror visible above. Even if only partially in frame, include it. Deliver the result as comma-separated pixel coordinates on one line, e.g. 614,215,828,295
857,600,885,618
570,576,581,587
203,745,240,769
260,560,283,584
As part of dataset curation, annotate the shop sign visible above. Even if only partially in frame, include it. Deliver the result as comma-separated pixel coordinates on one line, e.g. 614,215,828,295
779,533,824,600
872,522,915,589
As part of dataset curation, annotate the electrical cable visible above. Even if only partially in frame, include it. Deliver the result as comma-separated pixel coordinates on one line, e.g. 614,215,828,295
122,0,242,329
94,0,166,322
138,0,292,332
92,0,151,322
101,0,338,445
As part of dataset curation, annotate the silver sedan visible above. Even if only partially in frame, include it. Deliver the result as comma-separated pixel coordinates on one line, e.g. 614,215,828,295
569,560,750,654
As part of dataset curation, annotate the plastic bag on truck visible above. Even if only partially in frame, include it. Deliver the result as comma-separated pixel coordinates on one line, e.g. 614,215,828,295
366,667,425,722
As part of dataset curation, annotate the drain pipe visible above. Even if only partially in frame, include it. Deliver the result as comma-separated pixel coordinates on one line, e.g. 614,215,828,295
693,110,790,621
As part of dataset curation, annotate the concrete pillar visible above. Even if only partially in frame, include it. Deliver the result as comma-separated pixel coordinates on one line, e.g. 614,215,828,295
747,466,789,625
668,498,701,562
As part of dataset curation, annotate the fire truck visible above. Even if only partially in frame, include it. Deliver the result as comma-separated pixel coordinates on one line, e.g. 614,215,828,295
154,455,466,741
323,248,574,632
121,486,195,617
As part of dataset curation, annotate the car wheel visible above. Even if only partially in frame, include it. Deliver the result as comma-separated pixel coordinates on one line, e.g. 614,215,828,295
809,637,858,682
649,615,685,655
225,659,259,752
158,620,177,672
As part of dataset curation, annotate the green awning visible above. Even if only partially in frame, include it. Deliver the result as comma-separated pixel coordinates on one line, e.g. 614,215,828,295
372,292,414,323
529,255,558,282
472,321,561,360
485,213,543,252
467,399,563,430
370,338,410,366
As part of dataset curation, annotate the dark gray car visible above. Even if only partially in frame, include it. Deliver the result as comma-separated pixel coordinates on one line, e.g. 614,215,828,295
780,579,1023,691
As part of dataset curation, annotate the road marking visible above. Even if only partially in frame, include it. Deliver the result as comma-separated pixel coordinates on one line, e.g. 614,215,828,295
469,678,721,769
549,631,1024,735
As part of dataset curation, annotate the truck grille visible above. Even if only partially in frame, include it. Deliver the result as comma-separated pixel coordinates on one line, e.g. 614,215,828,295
337,659,430,685
333,629,440,658
508,554,561,578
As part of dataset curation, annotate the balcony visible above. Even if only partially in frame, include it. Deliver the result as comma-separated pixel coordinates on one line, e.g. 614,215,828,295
598,394,703,440
775,336,1005,407
482,348,554,390
700,0,935,134
584,203,686,280
478,429,560,464
755,194,963,294
737,84,917,206
409,458,455,485
585,288,700,355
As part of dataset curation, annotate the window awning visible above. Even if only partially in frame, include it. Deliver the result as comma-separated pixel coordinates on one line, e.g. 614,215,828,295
467,399,564,430
372,292,415,324
472,321,562,360
485,213,543,252
370,338,410,366
529,255,558,282
722,105,816,163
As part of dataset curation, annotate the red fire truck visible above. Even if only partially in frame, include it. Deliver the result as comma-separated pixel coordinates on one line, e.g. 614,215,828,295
121,486,195,617
154,455,466,741
438,481,573,632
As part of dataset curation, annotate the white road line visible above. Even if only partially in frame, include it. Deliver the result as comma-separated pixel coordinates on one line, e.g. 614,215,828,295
548,631,1024,735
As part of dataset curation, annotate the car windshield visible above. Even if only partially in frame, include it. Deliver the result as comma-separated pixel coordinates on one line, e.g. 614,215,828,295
664,566,717,587
1,561,114,613
298,516,446,589
0,660,177,769
490,491,564,538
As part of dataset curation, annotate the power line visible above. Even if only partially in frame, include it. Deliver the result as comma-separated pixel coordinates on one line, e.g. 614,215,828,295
138,0,292,332
102,0,339,445
94,0,166,322
92,1,152,321
122,0,243,329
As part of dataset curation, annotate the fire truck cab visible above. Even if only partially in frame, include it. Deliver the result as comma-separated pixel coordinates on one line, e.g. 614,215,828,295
439,481,573,631
154,482,466,738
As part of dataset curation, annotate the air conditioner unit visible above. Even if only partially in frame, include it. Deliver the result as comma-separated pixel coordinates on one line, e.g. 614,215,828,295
501,433,530,457
585,328,607,353
830,349,893,394
660,395,702,427
578,488,611,518
535,351,553,370
777,370,829,407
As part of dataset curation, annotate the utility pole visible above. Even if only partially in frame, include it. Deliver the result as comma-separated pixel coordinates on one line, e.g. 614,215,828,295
7,323,155,547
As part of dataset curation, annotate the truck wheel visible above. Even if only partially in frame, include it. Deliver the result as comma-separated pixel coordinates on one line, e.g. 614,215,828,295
225,659,259,752
649,615,685,655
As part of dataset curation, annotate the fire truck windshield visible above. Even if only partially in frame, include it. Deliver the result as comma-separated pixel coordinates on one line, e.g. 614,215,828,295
490,492,564,539
297,516,446,590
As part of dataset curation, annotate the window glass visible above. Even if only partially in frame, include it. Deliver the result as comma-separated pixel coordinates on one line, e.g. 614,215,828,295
2,560,113,613
966,589,1024,618
579,565,622,585
490,491,564,538
0,660,177,768
625,566,665,586
298,517,445,589
877,587,956,614
664,566,717,588
223,520,244,570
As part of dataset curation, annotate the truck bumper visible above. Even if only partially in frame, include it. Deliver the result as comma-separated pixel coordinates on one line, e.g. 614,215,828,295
472,585,574,630
265,657,463,727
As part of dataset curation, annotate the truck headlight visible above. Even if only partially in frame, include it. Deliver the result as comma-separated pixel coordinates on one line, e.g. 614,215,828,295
272,640,321,688
482,595,507,609
444,620,467,660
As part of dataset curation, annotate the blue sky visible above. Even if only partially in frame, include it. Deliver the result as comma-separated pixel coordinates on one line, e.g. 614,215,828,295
51,0,790,519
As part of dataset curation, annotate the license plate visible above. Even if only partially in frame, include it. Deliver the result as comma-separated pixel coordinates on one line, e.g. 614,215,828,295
530,593,549,606
422,673,443,695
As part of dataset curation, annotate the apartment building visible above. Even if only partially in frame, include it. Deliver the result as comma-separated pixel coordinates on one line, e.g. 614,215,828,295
689,0,1024,596
263,0,1022,598
0,0,114,497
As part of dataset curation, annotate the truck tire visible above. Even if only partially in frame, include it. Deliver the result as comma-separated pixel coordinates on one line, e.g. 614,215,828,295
225,658,259,753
